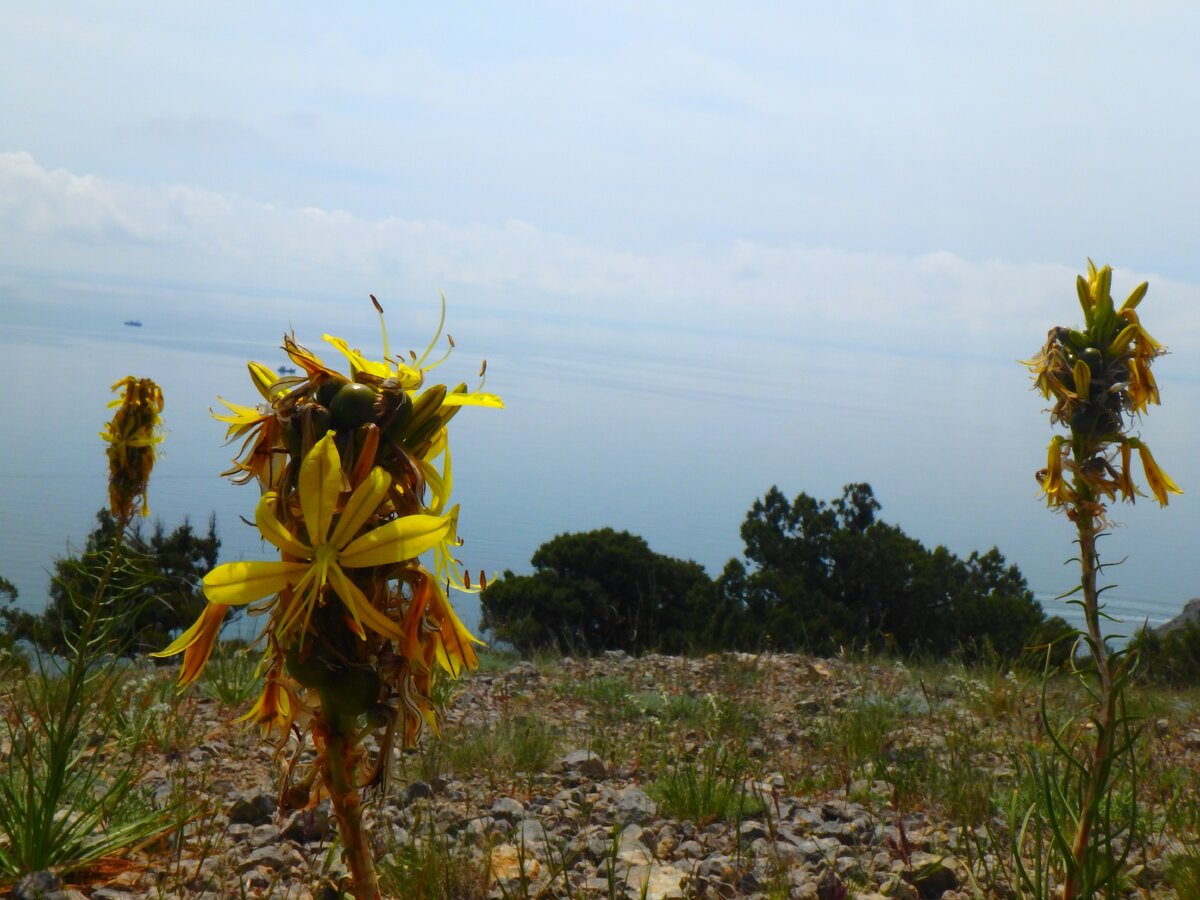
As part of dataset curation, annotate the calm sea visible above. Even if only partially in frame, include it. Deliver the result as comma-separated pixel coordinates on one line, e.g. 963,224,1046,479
0,304,1190,648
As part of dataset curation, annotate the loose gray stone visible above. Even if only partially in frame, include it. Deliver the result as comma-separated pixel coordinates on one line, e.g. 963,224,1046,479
903,852,959,898
238,845,291,873
738,819,770,842
281,801,332,843
228,789,277,825
615,785,657,824
12,872,63,900
561,749,608,779
249,823,282,847
491,796,526,820
403,780,435,802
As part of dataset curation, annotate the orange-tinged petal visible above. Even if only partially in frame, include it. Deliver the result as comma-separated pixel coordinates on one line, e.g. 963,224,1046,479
283,333,339,378
329,466,391,549
1137,444,1182,506
203,560,308,606
299,434,343,546
427,582,482,677
256,493,311,559
237,678,292,733
151,601,224,658
151,602,228,688
339,513,453,568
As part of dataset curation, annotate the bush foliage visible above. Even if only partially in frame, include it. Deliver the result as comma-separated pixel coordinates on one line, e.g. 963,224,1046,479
483,483,1071,660
0,509,219,657
480,527,710,655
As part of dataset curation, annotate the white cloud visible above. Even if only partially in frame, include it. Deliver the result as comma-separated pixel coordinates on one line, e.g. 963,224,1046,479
3,151,1199,366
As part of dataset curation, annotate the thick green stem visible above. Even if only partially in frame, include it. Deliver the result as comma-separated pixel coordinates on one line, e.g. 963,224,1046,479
320,705,380,900
1063,496,1118,900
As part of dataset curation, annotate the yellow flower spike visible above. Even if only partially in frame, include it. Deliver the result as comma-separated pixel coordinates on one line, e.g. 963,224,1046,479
150,602,228,687
1131,439,1182,506
101,376,164,519
199,435,453,651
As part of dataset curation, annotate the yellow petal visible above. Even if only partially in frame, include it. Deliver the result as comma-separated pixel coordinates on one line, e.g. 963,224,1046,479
441,392,504,409
247,361,283,400
339,513,452,568
329,466,391,549
256,493,311,559
212,397,266,427
299,434,343,546
327,564,406,642
322,334,391,380
204,560,308,606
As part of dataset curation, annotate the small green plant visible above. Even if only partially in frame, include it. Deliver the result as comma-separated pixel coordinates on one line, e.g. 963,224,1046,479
502,713,560,778
1021,261,1179,898
198,642,263,705
1164,845,1200,900
378,804,490,900
650,741,764,824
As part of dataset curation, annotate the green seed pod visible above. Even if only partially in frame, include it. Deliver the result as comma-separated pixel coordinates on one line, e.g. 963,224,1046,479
330,382,379,430
315,377,347,409
382,390,414,442
285,643,333,689
321,668,382,717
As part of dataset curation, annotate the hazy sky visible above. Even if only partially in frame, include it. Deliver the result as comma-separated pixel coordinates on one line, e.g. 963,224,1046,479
3,4,1200,625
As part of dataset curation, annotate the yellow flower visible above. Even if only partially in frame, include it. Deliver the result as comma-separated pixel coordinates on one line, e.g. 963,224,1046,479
238,670,294,734
202,433,454,645
1041,436,1068,506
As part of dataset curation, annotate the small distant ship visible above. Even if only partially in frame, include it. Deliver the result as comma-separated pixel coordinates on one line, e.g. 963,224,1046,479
277,366,297,375
123,320,143,327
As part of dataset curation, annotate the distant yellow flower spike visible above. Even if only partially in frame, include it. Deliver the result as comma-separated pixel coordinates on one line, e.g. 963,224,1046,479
100,376,164,519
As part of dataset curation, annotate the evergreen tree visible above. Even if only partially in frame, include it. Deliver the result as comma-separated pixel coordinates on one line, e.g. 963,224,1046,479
0,509,219,656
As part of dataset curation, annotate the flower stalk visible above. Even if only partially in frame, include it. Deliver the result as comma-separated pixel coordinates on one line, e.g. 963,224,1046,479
1024,261,1178,897
155,295,500,899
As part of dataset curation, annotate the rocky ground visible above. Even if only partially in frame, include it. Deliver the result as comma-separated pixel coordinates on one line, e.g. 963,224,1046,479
5,651,1199,899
